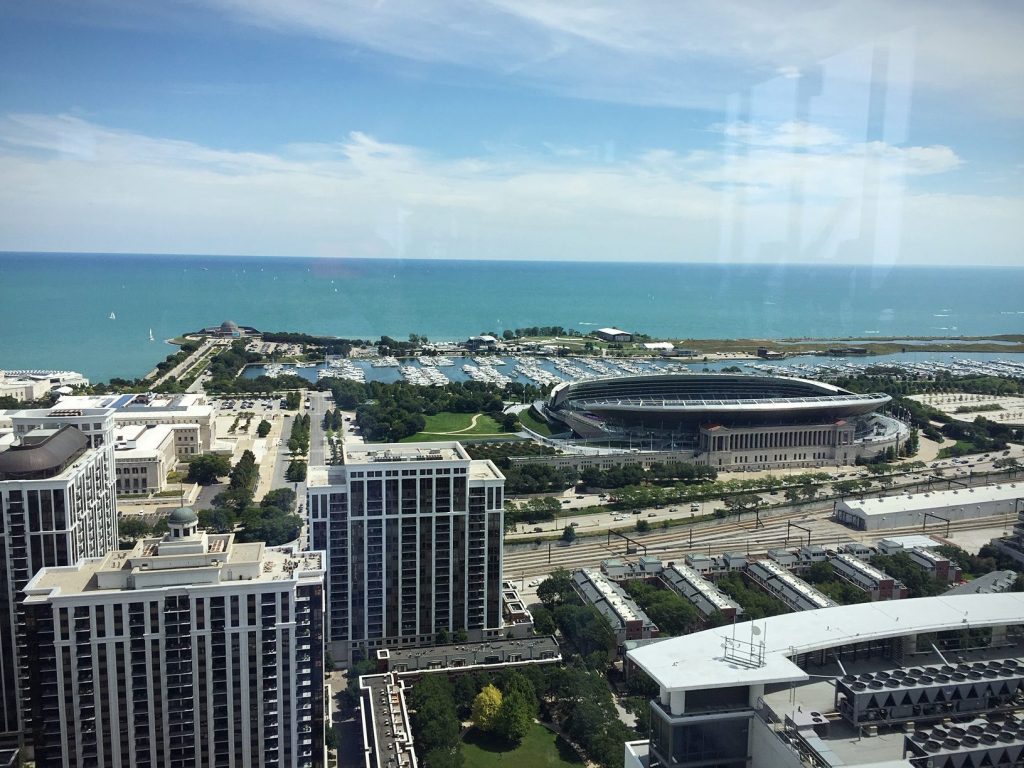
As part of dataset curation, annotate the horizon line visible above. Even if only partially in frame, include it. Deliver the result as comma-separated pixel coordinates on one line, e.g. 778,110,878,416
0,250,1018,270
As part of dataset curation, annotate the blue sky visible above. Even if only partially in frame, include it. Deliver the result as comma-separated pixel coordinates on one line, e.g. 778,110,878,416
0,0,1022,265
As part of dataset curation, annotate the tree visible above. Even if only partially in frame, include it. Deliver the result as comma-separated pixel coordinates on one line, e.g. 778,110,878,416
532,605,557,636
423,749,464,768
186,453,231,485
261,487,297,511
197,508,234,533
833,479,858,498
494,690,532,743
285,460,307,482
561,525,576,543
256,419,271,437
471,684,503,731
499,412,519,432
118,517,150,542
635,519,650,533
537,568,575,609
500,672,538,720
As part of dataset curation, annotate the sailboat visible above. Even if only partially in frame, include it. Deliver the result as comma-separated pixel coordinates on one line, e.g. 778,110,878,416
149,329,155,342
109,312,116,320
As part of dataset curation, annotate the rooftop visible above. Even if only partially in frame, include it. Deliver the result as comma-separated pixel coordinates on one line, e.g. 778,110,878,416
573,568,656,630
946,570,1019,595
628,593,1024,693
661,563,740,613
56,392,212,414
760,648,1024,768
748,558,838,610
360,673,417,768
841,483,1023,517
113,423,175,455
23,534,323,601
309,441,504,483
0,425,89,479
343,441,469,465
833,553,895,584
380,636,561,673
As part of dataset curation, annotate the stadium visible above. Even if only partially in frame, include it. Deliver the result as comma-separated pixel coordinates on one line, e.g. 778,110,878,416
541,373,907,470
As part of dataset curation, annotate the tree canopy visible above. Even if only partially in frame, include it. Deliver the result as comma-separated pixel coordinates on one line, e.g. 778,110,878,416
470,684,502,732
186,453,231,485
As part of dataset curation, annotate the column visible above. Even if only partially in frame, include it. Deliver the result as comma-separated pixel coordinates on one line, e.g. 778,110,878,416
669,689,686,716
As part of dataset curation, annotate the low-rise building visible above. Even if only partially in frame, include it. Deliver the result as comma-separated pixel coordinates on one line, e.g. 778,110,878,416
501,581,534,633
946,569,1019,596
112,424,178,494
0,370,89,402
908,546,962,583
358,637,562,768
746,559,837,612
572,568,659,649
835,484,1021,531
660,564,742,620
594,328,633,343
55,392,215,454
600,556,664,581
830,553,908,600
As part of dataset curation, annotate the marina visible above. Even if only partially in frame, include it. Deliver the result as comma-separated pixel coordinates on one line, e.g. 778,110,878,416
244,351,1024,387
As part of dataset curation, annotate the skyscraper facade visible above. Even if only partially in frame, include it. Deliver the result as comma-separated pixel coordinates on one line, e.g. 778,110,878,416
306,442,505,663
0,405,118,744
22,509,326,768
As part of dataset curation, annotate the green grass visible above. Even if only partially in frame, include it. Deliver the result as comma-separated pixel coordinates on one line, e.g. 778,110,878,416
518,408,553,436
462,725,583,768
400,412,508,442
937,440,982,459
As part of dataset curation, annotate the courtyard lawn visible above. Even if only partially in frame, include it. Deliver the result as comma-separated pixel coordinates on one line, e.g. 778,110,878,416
400,412,511,442
462,724,583,768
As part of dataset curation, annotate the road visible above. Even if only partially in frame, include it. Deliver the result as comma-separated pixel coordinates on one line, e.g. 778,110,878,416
505,446,1023,541
148,337,223,385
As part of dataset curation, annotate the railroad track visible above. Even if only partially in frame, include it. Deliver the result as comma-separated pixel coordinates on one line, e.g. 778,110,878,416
502,507,1009,579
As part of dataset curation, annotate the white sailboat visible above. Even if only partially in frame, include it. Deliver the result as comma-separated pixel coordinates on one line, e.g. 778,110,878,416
149,328,155,342
109,312,116,320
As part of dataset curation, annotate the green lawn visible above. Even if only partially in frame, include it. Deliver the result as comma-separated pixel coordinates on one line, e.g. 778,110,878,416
462,725,583,768
517,408,553,436
400,412,509,442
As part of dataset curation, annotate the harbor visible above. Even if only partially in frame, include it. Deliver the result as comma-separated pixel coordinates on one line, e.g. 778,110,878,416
243,350,1024,388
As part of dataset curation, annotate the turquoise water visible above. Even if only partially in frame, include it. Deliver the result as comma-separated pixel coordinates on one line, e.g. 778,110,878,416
1,252,1022,381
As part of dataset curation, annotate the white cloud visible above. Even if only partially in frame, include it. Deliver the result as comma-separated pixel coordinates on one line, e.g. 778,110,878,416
193,0,1024,115
0,112,1016,265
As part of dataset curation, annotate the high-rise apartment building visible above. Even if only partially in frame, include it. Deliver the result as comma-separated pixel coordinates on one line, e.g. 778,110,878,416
306,442,505,663
0,405,117,744
22,508,326,768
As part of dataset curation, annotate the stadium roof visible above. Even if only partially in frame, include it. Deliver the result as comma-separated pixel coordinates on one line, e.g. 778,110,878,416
628,593,1024,693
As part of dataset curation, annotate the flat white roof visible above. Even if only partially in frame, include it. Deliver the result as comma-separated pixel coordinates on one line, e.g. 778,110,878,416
596,327,631,335
343,441,469,465
840,483,1022,517
628,593,1024,692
